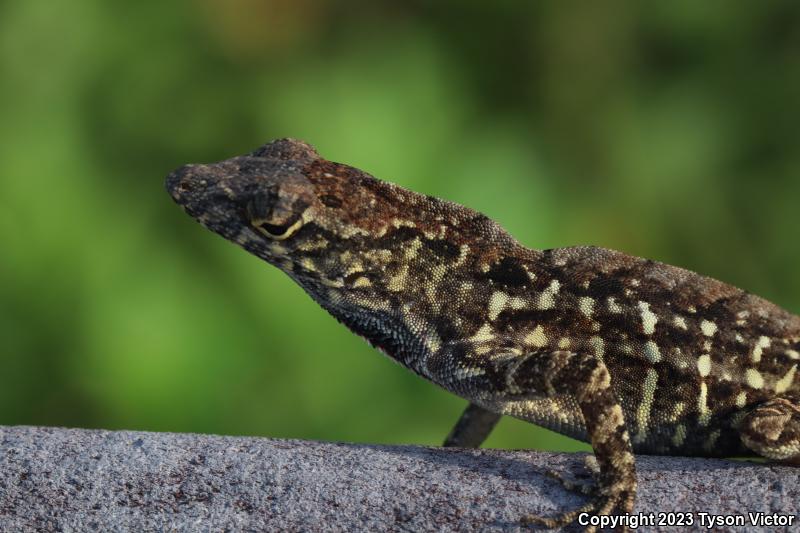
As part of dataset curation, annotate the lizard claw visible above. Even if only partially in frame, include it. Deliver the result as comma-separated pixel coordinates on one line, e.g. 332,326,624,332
522,501,596,530
543,468,596,495
542,455,600,495
521,479,635,532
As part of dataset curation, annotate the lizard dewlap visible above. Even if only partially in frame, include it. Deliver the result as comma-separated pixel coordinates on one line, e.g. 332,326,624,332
166,138,800,529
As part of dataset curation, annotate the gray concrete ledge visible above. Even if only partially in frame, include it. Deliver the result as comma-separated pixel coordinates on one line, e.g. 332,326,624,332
0,426,797,532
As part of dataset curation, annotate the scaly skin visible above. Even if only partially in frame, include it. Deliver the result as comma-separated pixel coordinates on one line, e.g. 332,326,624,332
166,138,800,529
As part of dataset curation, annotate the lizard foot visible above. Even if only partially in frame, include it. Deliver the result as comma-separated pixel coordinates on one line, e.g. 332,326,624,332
521,482,635,532
542,455,601,495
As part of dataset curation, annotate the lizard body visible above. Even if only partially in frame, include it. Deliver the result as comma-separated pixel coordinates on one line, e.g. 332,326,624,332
166,139,800,527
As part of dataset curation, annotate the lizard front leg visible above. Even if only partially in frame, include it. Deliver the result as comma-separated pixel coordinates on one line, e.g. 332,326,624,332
443,403,502,448
474,349,637,528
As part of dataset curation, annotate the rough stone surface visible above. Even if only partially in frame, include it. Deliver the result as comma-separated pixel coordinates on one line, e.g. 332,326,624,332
0,426,797,532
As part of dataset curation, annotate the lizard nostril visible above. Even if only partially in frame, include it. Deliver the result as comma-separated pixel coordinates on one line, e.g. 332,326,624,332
166,165,202,199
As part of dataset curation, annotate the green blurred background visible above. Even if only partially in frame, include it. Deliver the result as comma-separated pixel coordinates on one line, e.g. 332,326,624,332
1,1,799,453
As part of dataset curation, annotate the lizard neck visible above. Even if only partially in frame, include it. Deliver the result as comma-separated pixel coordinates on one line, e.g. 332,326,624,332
286,228,537,377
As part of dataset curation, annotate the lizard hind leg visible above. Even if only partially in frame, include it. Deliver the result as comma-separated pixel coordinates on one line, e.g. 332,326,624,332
443,402,502,448
740,395,800,465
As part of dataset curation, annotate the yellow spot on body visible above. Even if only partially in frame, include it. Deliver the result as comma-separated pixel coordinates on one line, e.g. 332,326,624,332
638,301,658,335
702,340,712,352
372,249,393,262
352,276,371,288
697,354,712,377
673,316,687,330
644,340,661,363
775,364,797,394
425,334,442,353
745,368,764,389
589,336,605,358
607,297,622,313
736,333,745,343
634,368,658,443
735,391,747,408
630,279,640,287
424,267,447,310
470,324,495,343
537,280,560,310
579,297,595,317
700,320,717,337
687,306,697,314
558,337,571,349
475,345,492,355
391,218,416,229
672,424,687,448
698,382,710,426
751,336,771,363
301,258,317,272
404,238,423,260
488,291,509,321
786,349,800,360
524,325,548,348
387,265,409,292
509,297,527,310
338,225,369,238
454,244,470,267
344,260,364,277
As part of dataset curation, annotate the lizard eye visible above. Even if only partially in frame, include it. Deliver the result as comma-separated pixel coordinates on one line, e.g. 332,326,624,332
246,190,308,240
253,216,303,240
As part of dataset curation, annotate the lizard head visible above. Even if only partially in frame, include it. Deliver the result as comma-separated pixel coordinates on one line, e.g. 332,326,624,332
167,138,516,310
166,139,320,251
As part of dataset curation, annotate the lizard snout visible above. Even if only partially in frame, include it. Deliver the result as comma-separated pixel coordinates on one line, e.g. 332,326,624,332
165,164,207,204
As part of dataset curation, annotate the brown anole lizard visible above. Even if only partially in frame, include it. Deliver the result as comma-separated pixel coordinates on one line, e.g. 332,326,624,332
166,138,800,529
